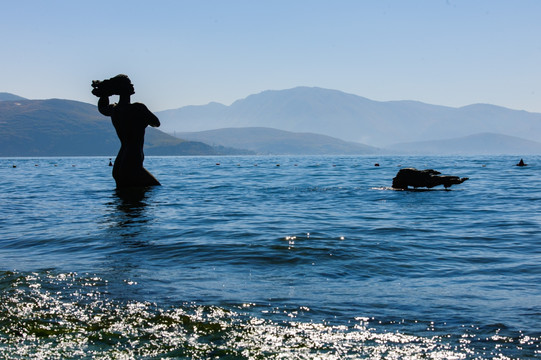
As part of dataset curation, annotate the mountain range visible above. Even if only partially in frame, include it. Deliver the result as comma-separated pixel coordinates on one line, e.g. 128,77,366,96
174,127,380,155
0,98,248,157
387,132,541,155
158,86,541,148
0,92,27,101
2,87,541,156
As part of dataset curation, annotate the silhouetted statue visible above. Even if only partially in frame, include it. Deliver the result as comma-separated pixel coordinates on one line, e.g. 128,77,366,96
92,74,160,188
392,168,468,190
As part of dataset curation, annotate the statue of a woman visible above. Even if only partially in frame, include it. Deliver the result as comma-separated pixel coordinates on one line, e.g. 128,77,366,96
92,74,160,187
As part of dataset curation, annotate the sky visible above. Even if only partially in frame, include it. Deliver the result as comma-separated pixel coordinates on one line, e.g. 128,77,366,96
1,0,541,113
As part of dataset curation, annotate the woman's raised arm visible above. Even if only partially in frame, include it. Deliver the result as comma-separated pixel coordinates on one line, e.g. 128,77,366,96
98,96,114,116
147,110,160,127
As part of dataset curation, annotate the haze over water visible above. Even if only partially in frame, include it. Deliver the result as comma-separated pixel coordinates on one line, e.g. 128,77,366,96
1,155,540,358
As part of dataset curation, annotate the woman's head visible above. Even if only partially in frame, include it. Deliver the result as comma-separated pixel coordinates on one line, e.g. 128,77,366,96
110,74,135,96
91,74,135,97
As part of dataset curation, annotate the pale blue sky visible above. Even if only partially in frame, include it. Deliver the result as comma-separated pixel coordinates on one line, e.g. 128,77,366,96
1,0,541,112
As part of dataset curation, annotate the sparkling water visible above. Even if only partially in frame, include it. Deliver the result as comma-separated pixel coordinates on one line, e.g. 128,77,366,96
1,155,540,358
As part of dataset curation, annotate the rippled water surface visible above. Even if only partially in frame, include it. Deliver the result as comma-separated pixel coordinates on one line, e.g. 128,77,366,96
1,155,540,358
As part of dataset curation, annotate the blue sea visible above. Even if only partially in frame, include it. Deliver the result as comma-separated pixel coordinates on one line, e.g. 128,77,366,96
1,155,540,359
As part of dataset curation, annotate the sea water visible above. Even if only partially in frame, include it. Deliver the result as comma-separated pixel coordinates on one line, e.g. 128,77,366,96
0,155,540,359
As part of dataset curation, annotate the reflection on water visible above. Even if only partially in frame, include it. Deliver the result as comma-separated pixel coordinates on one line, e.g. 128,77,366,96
115,187,151,215
103,187,156,268
101,187,158,295
106,187,154,235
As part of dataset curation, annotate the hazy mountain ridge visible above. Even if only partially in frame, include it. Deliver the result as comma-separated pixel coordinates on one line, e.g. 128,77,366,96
157,87,541,147
175,127,380,155
0,98,247,156
2,90,541,156
0,92,27,101
387,132,541,155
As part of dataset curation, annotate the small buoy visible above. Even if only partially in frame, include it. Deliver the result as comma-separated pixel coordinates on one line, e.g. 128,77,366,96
109,158,113,166
276,164,280,167
216,163,220,166
12,165,16,168
374,163,380,167
516,159,527,167
35,164,39,167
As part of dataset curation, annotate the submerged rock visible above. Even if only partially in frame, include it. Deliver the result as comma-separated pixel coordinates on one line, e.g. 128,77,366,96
392,168,468,190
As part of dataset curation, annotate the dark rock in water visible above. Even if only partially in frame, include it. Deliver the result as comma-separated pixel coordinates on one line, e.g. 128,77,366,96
392,168,469,189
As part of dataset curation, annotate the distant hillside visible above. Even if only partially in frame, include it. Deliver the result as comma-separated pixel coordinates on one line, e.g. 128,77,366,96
4,89,541,156
386,133,541,155
0,99,248,156
175,127,380,155
157,87,541,147
0,92,27,101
